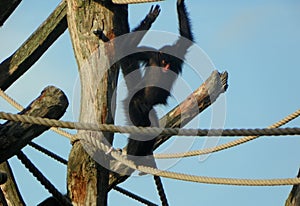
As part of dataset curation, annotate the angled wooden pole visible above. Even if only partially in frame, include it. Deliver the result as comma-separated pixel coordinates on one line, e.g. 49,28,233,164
108,70,228,189
0,1,67,91
0,0,21,26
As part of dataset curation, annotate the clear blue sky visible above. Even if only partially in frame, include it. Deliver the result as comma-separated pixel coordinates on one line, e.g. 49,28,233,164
1,0,300,205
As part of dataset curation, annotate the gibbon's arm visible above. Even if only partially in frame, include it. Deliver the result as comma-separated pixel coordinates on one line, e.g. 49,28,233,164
173,0,194,57
120,5,161,89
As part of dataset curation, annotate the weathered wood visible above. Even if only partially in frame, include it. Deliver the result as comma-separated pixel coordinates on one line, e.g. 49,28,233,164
0,172,6,185
66,0,128,205
0,86,69,163
155,70,228,149
285,169,300,206
0,1,67,91
0,162,25,206
108,70,229,189
0,0,21,26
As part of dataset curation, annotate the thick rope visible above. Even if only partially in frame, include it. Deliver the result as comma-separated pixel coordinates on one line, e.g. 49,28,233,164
112,0,163,4
110,148,300,186
154,109,300,159
28,142,68,165
2,111,300,138
154,176,169,206
16,151,72,206
81,136,300,186
2,89,300,186
114,186,158,206
0,89,171,205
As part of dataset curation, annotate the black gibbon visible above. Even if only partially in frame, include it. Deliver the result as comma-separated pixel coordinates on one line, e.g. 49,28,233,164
124,0,194,163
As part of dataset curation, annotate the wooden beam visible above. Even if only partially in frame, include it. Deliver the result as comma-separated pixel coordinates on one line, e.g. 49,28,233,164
155,70,228,149
0,86,69,163
66,0,129,205
0,1,67,91
108,70,228,189
0,0,21,26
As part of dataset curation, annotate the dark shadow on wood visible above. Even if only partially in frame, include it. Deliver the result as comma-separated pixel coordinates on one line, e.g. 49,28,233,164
0,86,69,163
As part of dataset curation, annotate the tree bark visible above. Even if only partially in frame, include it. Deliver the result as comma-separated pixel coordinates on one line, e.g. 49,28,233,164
0,163,25,206
66,0,129,205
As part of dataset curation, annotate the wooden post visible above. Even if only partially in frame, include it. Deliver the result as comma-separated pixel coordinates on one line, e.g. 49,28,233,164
66,0,129,205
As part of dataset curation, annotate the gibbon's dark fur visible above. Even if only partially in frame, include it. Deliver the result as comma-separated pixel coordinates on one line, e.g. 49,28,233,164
124,0,194,161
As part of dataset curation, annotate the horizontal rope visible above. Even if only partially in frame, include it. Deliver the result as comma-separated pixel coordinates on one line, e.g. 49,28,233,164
1,111,300,138
2,90,300,186
85,135,300,186
154,108,300,159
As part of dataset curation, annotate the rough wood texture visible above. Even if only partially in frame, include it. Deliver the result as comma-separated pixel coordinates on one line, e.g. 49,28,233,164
66,0,129,205
285,169,300,206
0,162,25,206
155,70,228,149
0,172,6,185
108,70,228,189
0,86,69,163
0,1,67,91
0,0,21,26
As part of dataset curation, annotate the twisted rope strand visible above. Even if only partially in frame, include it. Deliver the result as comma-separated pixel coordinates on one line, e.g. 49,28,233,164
2,89,300,186
16,151,72,206
1,111,300,137
154,176,169,206
28,142,68,165
0,89,166,204
114,186,158,206
85,137,300,186
154,109,300,159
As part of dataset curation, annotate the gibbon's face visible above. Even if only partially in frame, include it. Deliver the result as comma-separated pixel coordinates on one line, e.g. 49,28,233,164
148,51,172,73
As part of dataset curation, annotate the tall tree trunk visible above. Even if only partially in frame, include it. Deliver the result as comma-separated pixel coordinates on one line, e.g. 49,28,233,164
66,0,128,205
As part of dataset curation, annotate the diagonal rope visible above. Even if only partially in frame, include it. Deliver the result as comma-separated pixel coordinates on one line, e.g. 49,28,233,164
114,186,158,206
28,142,68,165
154,175,169,206
16,151,72,206
154,109,300,159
